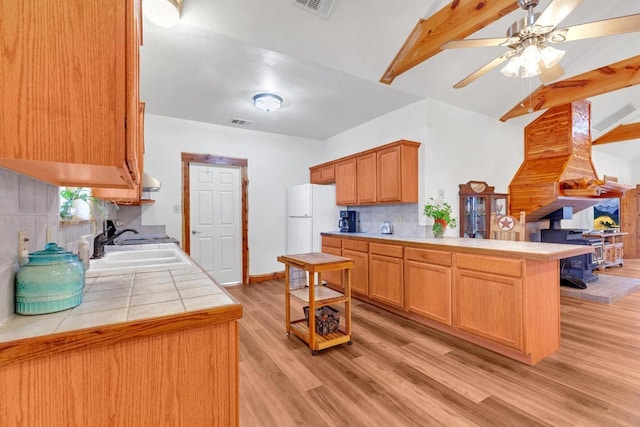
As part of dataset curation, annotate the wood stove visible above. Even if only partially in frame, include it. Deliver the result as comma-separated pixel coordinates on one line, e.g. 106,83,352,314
540,208,602,283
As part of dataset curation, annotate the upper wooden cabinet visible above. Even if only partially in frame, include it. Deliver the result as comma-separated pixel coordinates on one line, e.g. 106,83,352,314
310,163,335,184
356,153,377,204
311,140,420,206
377,142,419,203
335,158,357,205
0,0,142,189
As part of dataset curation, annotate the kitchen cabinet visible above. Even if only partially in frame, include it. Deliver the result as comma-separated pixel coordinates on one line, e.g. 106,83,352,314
322,232,580,364
404,248,451,326
93,103,147,203
357,153,377,203
310,163,336,184
0,0,143,189
369,243,404,308
454,254,523,350
321,236,343,290
336,158,357,205
458,181,508,239
310,140,420,206
377,142,419,203
342,239,369,296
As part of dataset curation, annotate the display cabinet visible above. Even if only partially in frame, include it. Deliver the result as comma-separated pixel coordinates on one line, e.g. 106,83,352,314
459,181,508,239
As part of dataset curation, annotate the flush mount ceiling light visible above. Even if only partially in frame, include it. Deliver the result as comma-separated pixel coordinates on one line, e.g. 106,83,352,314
252,93,283,112
144,0,183,27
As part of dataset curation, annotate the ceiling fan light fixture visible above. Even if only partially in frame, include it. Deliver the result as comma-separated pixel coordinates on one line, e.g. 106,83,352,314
501,56,521,78
252,93,283,112
144,0,183,27
521,60,541,78
540,45,565,68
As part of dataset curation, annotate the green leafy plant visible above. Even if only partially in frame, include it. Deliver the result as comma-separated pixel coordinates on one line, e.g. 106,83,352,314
59,188,100,220
423,198,456,237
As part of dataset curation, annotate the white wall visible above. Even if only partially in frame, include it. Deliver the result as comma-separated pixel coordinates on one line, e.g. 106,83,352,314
142,115,322,275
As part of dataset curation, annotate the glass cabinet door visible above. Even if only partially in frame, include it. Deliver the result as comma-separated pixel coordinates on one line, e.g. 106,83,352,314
463,195,486,238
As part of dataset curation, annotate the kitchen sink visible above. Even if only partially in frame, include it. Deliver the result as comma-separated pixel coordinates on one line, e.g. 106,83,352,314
88,248,192,273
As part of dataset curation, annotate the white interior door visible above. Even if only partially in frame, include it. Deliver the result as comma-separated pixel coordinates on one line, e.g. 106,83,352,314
189,163,241,285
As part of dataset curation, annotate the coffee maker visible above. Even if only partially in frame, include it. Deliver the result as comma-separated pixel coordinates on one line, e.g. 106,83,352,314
339,210,358,232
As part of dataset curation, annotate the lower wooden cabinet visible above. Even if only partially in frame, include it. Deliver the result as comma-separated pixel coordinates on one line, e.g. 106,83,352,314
321,236,343,290
404,248,452,326
454,254,524,350
369,243,404,308
342,239,369,296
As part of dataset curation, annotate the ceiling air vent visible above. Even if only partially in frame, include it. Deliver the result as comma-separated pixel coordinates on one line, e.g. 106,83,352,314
293,0,335,18
230,118,254,126
593,103,637,132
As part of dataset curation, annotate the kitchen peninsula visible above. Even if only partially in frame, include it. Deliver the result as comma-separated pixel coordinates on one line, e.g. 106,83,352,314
0,245,241,426
321,232,593,365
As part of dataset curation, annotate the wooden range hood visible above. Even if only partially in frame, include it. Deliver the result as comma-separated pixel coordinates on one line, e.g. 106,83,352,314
509,100,632,222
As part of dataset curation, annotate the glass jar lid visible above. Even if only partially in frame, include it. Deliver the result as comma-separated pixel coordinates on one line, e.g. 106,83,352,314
27,243,75,265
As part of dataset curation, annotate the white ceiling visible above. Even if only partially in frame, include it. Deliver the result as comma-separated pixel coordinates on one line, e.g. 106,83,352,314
140,0,640,155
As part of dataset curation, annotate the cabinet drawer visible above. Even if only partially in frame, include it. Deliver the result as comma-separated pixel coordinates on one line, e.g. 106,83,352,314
456,253,522,277
322,235,342,249
369,243,403,258
404,247,451,266
343,239,368,252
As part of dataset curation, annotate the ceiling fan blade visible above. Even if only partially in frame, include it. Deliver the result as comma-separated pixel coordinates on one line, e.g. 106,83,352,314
538,62,565,84
442,37,511,49
534,0,583,29
552,14,640,42
453,53,511,89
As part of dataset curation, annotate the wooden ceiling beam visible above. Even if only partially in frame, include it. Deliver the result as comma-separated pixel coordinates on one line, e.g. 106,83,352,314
500,55,640,122
592,122,640,145
380,0,518,85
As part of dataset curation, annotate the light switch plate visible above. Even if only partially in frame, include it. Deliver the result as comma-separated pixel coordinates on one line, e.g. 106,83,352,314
19,230,29,263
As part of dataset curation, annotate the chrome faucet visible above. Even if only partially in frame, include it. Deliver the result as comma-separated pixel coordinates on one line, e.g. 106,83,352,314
91,228,139,259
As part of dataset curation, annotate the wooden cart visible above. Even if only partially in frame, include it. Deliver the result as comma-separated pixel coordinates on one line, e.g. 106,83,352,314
277,252,353,355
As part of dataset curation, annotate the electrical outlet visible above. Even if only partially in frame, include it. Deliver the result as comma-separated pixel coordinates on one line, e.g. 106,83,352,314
46,227,55,243
173,205,181,214
19,231,29,261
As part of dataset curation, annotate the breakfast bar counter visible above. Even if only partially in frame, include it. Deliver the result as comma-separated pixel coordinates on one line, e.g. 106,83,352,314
0,244,241,426
321,232,593,365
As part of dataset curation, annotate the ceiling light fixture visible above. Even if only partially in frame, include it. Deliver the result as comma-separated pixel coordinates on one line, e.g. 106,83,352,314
252,93,283,112
500,41,564,79
144,0,183,27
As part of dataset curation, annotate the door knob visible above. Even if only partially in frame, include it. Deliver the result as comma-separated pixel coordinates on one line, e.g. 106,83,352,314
192,230,201,235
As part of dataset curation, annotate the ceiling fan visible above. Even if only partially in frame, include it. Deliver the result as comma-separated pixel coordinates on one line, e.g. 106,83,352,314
442,0,640,88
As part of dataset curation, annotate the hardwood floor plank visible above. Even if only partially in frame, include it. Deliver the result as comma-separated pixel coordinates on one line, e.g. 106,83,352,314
227,279,640,426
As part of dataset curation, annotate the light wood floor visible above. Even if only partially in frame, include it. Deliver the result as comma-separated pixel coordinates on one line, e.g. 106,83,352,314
227,262,640,426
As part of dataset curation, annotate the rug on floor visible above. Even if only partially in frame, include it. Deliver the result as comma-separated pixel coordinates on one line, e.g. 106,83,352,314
560,273,640,304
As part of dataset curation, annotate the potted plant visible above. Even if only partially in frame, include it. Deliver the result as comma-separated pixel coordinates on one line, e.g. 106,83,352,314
423,198,457,238
59,188,99,220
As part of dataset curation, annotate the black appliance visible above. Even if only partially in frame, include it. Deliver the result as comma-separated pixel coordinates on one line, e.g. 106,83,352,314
339,210,358,233
540,208,601,283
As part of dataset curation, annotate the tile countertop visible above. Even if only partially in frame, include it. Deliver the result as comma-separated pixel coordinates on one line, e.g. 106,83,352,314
322,232,594,261
0,243,240,352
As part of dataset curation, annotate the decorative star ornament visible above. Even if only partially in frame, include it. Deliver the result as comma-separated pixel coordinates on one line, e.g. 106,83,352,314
498,216,515,231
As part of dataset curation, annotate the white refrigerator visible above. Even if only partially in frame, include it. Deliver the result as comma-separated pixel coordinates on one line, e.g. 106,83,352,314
286,184,338,254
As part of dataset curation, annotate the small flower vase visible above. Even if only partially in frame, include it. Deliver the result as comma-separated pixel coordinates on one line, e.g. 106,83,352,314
432,219,448,238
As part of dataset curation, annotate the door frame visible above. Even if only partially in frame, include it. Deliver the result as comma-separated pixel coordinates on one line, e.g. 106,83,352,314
181,152,249,284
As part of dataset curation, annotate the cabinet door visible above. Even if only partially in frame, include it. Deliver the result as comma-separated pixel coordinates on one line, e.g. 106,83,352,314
405,260,451,325
454,269,523,350
376,145,402,202
342,248,369,296
321,243,343,291
357,153,376,204
0,0,140,188
310,167,322,184
336,158,357,205
310,164,335,184
369,254,404,308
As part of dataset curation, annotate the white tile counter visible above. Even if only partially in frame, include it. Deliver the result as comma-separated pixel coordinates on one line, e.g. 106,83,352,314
0,244,238,350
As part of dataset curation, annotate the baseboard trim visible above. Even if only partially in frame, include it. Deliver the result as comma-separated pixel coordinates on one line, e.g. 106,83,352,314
248,271,285,284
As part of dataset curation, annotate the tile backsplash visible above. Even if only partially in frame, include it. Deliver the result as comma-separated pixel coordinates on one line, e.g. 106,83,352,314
0,168,162,323
355,203,427,237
